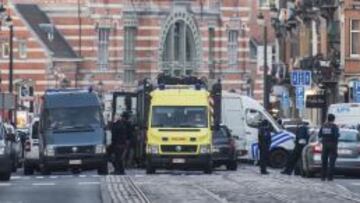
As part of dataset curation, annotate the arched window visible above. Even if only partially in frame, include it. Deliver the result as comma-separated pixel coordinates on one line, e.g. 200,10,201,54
161,20,197,76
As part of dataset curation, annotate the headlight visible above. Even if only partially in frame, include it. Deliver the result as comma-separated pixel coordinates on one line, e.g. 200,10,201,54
200,145,211,154
0,146,4,155
95,145,106,154
45,145,55,157
146,144,159,154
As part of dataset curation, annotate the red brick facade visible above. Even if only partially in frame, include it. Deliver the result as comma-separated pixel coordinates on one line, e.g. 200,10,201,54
0,0,275,102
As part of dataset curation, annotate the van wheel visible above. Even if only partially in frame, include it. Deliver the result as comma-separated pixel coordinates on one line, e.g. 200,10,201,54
226,160,238,171
146,161,155,174
0,173,10,181
97,164,108,175
41,166,51,176
24,163,34,175
270,149,288,169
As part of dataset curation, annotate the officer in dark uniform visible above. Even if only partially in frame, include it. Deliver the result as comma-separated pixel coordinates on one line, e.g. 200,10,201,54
319,114,339,181
258,119,272,175
281,121,309,175
111,112,132,175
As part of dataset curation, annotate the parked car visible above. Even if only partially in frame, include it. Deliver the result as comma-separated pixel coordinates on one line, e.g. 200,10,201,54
281,119,312,135
212,125,238,171
0,122,12,181
4,123,22,172
24,117,40,175
301,128,360,177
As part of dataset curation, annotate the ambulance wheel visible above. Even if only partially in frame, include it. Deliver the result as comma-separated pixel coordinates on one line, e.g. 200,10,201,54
24,163,34,175
204,161,213,174
270,149,288,169
146,162,156,174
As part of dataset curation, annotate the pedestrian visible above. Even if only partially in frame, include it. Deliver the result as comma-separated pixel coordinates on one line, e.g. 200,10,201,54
110,112,132,175
258,119,272,175
281,121,309,175
319,114,339,181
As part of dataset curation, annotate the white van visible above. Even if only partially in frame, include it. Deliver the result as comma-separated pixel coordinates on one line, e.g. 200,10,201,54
221,92,295,168
328,103,360,127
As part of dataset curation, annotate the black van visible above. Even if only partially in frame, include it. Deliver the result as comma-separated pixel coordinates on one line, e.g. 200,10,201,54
38,89,107,175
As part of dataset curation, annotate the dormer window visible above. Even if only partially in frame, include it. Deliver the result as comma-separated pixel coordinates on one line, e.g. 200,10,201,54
39,23,54,41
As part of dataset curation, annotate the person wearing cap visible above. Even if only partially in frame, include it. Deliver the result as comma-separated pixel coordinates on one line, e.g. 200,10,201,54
319,114,339,181
111,112,132,175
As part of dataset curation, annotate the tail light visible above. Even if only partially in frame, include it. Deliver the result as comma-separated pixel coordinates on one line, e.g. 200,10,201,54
25,140,31,152
311,142,322,154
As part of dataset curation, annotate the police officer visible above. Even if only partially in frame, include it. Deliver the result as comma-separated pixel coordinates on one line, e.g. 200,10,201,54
258,119,272,175
111,112,132,175
319,114,339,181
281,121,309,175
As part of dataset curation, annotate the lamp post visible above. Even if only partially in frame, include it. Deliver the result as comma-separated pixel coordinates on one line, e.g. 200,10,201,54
257,12,270,111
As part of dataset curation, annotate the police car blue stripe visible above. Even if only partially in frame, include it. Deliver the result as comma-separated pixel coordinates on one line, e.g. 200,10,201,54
271,132,287,140
251,132,294,160
271,136,293,149
271,133,288,143
271,137,293,150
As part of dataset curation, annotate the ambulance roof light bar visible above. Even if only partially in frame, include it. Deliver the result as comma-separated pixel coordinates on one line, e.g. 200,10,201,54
157,74,206,90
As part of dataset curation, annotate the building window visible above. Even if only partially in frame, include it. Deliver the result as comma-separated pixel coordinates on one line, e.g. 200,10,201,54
208,27,215,64
97,27,110,70
124,27,136,65
124,69,135,84
351,19,360,57
162,20,196,76
259,0,268,7
2,43,9,58
18,41,27,59
249,40,257,59
228,30,238,66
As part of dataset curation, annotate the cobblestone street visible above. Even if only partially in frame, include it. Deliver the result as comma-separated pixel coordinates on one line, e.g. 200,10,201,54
101,165,360,203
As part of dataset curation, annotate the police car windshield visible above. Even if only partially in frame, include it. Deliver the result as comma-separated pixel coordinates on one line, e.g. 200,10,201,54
339,131,359,142
151,106,208,128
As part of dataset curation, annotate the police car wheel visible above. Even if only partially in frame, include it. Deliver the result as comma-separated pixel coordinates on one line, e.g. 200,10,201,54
270,149,288,169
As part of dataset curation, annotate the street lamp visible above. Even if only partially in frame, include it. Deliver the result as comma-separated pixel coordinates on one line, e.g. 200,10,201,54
257,12,270,111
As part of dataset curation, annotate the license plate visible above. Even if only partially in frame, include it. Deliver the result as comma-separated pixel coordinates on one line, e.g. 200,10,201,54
172,158,185,164
69,160,82,165
338,149,352,155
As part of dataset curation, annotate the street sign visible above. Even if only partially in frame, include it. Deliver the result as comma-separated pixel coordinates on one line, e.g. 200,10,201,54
306,94,326,108
296,86,305,110
354,81,360,103
291,71,312,87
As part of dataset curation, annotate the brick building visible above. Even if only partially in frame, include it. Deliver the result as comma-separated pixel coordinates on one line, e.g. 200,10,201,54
0,0,275,105
340,0,360,98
